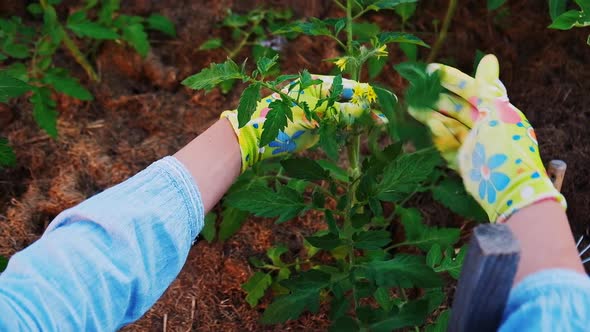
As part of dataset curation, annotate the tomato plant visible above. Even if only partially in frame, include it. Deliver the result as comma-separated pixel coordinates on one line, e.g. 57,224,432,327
185,0,486,330
0,0,176,167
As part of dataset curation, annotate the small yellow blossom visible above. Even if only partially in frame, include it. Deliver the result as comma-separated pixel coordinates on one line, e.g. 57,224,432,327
375,45,389,59
334,57,348,71
351,83,377,106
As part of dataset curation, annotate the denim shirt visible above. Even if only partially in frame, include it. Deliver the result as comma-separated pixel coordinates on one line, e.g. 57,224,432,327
0,157,588,331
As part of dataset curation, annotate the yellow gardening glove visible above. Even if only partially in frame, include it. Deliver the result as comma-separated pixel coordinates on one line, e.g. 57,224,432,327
222,75,384,172
409,55,566,222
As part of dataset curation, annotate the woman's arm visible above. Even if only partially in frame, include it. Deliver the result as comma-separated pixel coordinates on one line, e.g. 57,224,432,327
0,119,240,331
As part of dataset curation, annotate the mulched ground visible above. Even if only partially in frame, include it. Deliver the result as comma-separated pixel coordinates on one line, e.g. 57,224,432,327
0,0,588,331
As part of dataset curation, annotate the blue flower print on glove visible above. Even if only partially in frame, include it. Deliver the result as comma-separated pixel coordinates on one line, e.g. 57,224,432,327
469,143,511,204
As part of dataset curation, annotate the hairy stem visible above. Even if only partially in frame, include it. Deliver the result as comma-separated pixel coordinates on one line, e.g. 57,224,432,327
426,0,458,63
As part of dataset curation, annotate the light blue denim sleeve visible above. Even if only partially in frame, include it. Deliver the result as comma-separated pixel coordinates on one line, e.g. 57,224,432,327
0,156,204,331
500,269,590,332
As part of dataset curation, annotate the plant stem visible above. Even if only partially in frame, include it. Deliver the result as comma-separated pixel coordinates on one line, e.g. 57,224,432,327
426,0,458,63
346,0,354,58
39,0,100,82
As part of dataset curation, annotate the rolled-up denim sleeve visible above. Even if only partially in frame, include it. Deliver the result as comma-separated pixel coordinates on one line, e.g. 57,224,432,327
0,156,204,331
500,269,590,331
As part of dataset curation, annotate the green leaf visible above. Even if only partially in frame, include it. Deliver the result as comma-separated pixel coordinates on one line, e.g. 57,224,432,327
243,272,272,307
201,212,216,243
30,87,58,138
373,86,399,139
261,288,320,324
67,21,119,39
329,316,360,332
0,138,16,167
280,158,329,181
267,245,288,266
487,0,507,10
353,230,391,249
317,160,348,182
122,23,150,57
281,269,331,290
549,0,568,20
256,55,279,77
426,243,443,267
395,62,443,110
146,14,176,37
400,43,418,61
370,299,429,332
376,149,440,202
435,245,467,279
182,59,243,90
431,177,488,221
368,56,387,79
2,42,29,59
395,3,417,22
378,32,428,47
306,233,342,250
0,255,7,272
318,123,339,160
236,84,260,128
275,18,332,37
225,183,306,223
398,206,460,251
367,0,418,11
218,206,249,242
0,72,32,103
325,210,339,235
426,309,451,332
98,0,120,24
43,71,93,101
367,254,442,288
352,22,380,40
373,287,393,312
27,3,44,15
199,38,222,51
260,100,292,147
549,10,583,30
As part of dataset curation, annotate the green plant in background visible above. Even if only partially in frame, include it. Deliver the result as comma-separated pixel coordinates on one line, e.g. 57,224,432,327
199,8,294,93
548,0,590,44
0,0,175,167
184,0,486,329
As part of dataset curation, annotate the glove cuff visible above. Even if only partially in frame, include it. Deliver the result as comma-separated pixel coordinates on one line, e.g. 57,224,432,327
220,111,262,173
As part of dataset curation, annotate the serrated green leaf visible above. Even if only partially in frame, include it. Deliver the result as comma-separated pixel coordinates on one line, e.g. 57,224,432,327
549,0,567,20
435,245,467,279
30,87,58,138
2,42,29,59
122,23,149,57
274,18,332,37
0,255,7,272
199,38,222,51
398,206,460,251
549,10,583,30
395,2,417,22
261,288,319,324
243,272,272,307
0,138,16,167
237,84,260,128
395,62,442,110
317,160,348,182
67,21,119,39
325,210,339,235
431,177,487,221
43,71,93,101
373,287,393,311
306,232,342,250
281,269,331,290
353,230,391,249
369,299,429,332
376,149,440,202
98,0,120,25
367,254,442,288
352,22,380,40
182,59,243,90
0,72,32,102
318,123,339,160
225,183,305,223
280,158,329,181
256,55,279,77
201,212,216,243
260,100,292,147
426,243,443,267
368,56,387,79
146,14,176,37
367,0,418,11
218,206,248,242
378,31,428,47
487,0,507,10
267,245,288,266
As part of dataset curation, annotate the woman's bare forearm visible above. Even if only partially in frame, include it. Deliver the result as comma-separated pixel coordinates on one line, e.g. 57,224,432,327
174,118,241,212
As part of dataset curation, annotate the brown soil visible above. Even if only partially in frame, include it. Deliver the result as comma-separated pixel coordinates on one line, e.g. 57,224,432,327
0,0,589,331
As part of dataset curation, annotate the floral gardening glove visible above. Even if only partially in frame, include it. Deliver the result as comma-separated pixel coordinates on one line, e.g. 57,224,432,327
222,75,384,172
409,55,566,222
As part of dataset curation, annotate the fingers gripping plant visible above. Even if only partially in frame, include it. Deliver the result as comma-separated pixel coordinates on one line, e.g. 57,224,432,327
184,0,486,330
0,0,175,167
